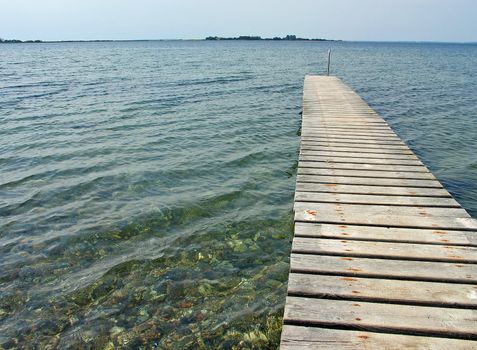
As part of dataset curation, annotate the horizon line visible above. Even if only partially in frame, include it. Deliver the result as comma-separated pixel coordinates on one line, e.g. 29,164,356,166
2,37,477,44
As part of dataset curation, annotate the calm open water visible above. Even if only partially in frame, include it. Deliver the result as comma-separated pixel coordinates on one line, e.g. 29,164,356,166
1,41,476,349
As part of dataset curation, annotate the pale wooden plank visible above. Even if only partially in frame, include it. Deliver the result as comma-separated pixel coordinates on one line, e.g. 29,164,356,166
297,174,443,188
295,200,470,219
299,161,428,172
292,237,477,263
300,145,414,155
300,150,418,160
302,133,402,141
302,130,398,137
295,192,460,207
300,140,410,150
281,326,477,350
303,125,393,131
302,129,399,136
294,222,477,246
301,122,392,130
301,137,405,145
299,156,423,166
294,203,473,229
284,297,477,338
298,168,434,180
288,273,477,307
301,138,409,151
290,254,477,283
295,183,451,197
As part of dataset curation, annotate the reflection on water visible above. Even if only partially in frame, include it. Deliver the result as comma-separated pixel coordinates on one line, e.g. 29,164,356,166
0,41,476,348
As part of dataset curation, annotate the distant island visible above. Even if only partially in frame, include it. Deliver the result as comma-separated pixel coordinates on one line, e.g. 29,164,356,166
205,35,336,41
0,38,43,43
0,35,338,44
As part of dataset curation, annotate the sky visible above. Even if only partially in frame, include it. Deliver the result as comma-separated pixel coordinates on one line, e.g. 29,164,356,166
1,0,476,42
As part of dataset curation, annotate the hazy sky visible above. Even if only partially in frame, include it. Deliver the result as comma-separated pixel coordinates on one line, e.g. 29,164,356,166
1,0,476,42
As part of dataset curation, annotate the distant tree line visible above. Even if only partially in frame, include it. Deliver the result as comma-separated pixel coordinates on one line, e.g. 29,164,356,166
0,38,43,43
205,35,332,41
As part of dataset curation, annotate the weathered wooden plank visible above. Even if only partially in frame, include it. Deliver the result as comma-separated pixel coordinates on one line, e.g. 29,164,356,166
303,125,393,131
294,203,474,230
295,192,460,207
303,122,389,127
300,150,418,160
288,273,477,307
294,222,477,246
300,145,414,155
290,254,477,283
284,297,477,338
302,133,402,142
292,237,477,263
295,183,451,197
299,161,427,172
298,168,434,180
294,202,470,219
302,129,399,136
301,138,409,150
301,137,405,145
302,130,398,137
300,156,423,167
281,326,477,350
301,140,411,150
296,174,443,188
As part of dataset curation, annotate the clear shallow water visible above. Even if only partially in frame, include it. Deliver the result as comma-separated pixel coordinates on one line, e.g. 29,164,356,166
0,41,476,348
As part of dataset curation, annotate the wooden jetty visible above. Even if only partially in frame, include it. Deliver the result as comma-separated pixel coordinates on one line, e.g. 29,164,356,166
280,76,477,349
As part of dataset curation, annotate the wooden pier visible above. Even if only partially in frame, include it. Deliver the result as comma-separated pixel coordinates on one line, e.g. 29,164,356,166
280,76,477,349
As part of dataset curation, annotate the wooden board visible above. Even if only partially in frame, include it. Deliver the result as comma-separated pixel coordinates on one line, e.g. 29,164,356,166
299,161,429,173
300,145,415,155
295,183,451,197
287,273,477,307
295,192,460,207
284,297,477,338
294,222,477,246
299,156,423,166
281,326,477,349
294,201,469,218
292,236,477,263
300,149,418,160
300,140,411,150
296,174,443,188
290,254,477,283
298,169,434,180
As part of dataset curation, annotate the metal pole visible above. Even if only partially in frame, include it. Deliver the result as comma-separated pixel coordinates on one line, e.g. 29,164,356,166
327,49,331,76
